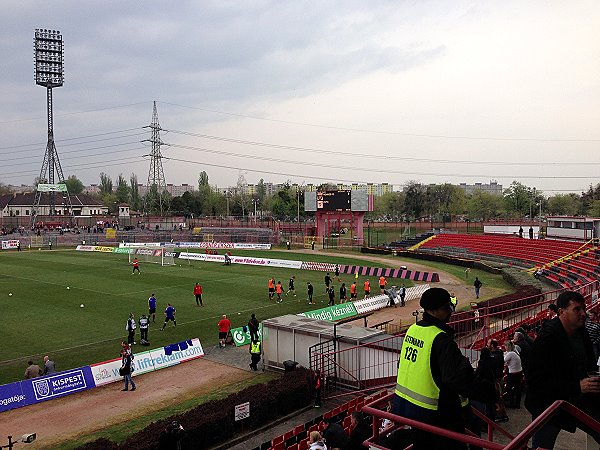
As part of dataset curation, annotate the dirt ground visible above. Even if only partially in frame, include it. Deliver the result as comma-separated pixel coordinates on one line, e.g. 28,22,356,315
0,358,253,449
0,252,491,449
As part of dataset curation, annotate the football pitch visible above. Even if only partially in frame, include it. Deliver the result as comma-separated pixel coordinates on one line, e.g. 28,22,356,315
0,248,407,385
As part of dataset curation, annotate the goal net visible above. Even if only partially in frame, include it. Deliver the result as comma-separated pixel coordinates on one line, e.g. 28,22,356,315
128,247,176,266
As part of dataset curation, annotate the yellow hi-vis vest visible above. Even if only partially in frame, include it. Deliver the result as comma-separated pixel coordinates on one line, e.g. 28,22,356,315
250,342,261,354
395,324,444,410
450,296,457,308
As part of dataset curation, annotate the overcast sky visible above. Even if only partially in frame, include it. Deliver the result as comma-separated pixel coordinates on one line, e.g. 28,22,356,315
1,1,599,195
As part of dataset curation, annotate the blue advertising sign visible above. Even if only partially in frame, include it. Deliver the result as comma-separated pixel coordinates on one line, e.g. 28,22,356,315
0,381,27,413
20,367,96,406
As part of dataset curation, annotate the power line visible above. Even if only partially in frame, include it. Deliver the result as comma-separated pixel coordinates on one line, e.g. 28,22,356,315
166,142,598,180
159,155,595,193
159,102,600,143
164,128,600,166
0,129,145,153
0,102,152,125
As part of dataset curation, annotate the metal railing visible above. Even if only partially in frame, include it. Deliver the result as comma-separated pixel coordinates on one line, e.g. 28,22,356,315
310,281,600,390
361,393,600,450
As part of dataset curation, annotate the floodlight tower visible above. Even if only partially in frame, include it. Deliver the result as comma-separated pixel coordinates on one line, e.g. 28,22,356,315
32,29,73,225
143,101,169,216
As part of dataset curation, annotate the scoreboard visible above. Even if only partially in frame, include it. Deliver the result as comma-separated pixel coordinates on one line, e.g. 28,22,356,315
317,190,351,211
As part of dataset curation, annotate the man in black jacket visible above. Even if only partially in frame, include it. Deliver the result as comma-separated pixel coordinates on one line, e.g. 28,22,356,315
392,288,497,449
525,291,600,449
322,417,348,450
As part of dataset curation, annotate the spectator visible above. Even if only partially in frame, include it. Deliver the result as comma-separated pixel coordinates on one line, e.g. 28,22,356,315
503,340,523,408
585,310,600,361
474,347,497,420
512,331,532,378
24,360,42,379
347,411,372,450
322,417,348,450
526,291,600,449
308,431,327,450
529,226,534,239
487,339,508,422
43,355,56,375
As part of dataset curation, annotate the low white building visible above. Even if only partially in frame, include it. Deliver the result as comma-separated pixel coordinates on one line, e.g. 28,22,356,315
0,192,107,219
546,216,600,241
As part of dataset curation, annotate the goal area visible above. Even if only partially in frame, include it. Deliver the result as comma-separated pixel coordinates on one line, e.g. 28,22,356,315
128,247,176,266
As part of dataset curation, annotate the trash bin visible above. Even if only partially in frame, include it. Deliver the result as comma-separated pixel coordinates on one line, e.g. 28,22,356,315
283,360,298,372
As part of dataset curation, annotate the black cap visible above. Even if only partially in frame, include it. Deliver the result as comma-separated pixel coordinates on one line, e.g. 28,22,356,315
420,288,451,310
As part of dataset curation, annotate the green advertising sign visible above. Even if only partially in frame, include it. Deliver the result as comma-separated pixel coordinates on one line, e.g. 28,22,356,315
37,183,68,192
231,323,263,347
112,247,133,254
300,303,358,322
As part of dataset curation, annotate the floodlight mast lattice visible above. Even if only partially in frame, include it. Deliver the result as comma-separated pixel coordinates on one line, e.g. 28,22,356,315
32,29,73,225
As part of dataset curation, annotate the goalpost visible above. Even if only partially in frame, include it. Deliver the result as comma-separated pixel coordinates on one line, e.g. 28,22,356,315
128,247,176,266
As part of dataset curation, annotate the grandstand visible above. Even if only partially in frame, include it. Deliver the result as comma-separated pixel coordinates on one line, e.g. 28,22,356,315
414,233,599,289
249,234,600,450
250,281,600,450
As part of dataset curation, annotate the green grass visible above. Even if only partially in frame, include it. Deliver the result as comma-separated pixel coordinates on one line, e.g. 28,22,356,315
0,248,400,385
0,247,513,385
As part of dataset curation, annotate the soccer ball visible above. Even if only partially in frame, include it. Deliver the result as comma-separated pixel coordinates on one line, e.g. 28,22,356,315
8,293,12,296
80,304,84,308
67,287,70,290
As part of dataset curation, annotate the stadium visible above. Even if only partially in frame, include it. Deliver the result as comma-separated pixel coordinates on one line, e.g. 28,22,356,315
1,219,600,449
2,5,600,450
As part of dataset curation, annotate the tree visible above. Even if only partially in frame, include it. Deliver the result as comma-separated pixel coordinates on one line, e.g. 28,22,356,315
466,191,505,220
129,174,141,211
99,173,113,196
402,181,427,220
588,200,600,218
62,175,84,195
256,179,267,204
198,171,209,188
373,192,405,219
115,174,130,204
503,181,533,218
546,193,580,216
0,182,13,195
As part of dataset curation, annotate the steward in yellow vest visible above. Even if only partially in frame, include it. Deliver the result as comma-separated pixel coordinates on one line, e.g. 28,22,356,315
249,339,262,371
392,288,497,450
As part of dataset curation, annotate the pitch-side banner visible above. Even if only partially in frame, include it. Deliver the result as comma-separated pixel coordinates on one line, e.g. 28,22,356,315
1,240,20,250
0,368,96,413
90,338,204,386
231,324,263,347
299,303,358,322
179,252,302,269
